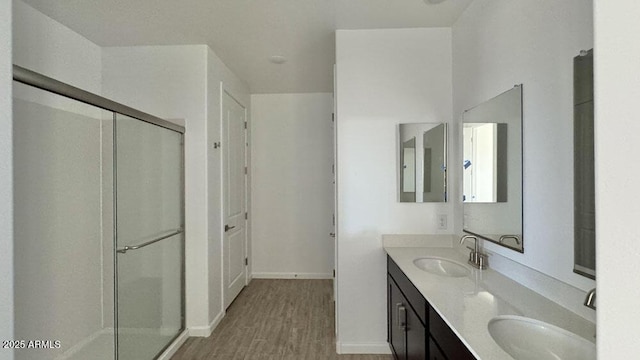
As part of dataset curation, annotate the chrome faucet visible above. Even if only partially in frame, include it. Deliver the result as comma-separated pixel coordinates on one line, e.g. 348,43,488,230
584,288,596,310
460,235,488,270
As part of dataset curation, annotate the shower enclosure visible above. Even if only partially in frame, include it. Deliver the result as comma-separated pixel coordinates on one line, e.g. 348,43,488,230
12,66,185,360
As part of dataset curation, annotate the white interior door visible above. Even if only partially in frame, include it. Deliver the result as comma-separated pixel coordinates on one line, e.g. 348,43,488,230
223,91,247,308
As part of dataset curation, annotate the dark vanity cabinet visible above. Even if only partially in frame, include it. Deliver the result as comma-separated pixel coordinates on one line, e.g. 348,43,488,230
389,276,426,359
388,256,476,360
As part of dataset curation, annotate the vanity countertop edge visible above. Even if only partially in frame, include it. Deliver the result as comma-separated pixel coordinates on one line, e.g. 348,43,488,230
384,245,596,360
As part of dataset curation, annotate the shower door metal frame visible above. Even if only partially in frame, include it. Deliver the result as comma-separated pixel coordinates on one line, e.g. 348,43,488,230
13,64,187,360
13,65,183,133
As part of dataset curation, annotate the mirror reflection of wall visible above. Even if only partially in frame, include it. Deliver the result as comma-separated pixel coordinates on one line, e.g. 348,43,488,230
463,123,508,203
462,85,523,252
398,123,447,203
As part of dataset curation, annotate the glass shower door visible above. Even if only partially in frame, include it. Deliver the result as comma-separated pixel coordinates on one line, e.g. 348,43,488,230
114,114,184,360
12,81,116,360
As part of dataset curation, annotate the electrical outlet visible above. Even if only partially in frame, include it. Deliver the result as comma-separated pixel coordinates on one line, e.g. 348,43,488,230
437,214,447,230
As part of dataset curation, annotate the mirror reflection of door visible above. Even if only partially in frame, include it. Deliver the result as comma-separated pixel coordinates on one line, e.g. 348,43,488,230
463,123,507,203
401,137,416,202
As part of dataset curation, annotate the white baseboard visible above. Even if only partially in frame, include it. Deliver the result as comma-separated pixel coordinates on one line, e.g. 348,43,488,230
252,272,333,279
157,330,189,360
188,310,225,337
336,341,392,354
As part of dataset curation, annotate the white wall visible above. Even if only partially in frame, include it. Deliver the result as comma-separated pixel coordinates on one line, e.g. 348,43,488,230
251,93,334,279
12,0,101,93
206,48,250,327
0,0,13,359
102,45,209,331
452,0,595,291
594,1,640,357
335,28,453,352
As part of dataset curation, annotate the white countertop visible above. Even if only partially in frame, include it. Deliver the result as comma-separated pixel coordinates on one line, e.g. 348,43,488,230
385,246,596,360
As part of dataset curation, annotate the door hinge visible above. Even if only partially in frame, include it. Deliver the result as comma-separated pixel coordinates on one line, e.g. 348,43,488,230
244,121,247,129
333,269,335,278
245,212,248,220
332,164,335,174
244,166,248,174
332,214,335,226
332,113,335,122
245,257,248,266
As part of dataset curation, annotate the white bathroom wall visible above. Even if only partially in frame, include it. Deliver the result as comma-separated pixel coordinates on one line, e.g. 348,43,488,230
206,48,250,329
335,28,453,353
250,93,334,279
101,45,210,331
0,1,13,359
12,0,101,93
594,1,640,357
452,0,595,291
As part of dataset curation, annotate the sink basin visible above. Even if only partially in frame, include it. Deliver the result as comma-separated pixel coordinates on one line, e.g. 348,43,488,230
488,315,595,360
413,257,470,278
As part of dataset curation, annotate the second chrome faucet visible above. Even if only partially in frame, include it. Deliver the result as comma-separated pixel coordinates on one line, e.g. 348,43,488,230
460,235,488,270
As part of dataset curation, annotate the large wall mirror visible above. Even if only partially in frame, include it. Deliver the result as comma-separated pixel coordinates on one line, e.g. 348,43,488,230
398,123,447,203
462,85,523,252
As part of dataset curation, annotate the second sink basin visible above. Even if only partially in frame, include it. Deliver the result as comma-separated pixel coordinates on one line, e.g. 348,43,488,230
413,257,470,277
488,315,596,360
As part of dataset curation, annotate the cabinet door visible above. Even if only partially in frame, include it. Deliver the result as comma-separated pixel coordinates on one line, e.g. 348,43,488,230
429,307,475,360
406,303,426,360
389,276,406,360
428,337,446,360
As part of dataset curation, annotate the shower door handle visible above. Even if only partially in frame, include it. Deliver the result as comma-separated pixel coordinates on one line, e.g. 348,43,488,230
117,228,183,254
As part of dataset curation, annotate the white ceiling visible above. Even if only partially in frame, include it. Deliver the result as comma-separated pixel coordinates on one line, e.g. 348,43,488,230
22,0,473,93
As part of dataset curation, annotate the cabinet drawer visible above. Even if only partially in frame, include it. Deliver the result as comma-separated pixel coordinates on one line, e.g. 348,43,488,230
429,307,475,360
388,256,427,325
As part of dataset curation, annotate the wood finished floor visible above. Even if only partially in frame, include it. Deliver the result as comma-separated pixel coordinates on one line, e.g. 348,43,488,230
171,279,393,360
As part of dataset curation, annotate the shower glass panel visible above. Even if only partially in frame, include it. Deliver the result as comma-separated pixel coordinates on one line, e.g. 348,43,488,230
12,82,116,360
13,66,185,360
115,114,184,360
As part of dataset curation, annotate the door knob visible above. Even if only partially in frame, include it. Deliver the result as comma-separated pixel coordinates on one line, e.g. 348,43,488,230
224,224,236,232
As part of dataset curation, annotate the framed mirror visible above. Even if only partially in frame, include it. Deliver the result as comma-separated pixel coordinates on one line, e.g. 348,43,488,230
398,123,447,203
462,85,523,252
